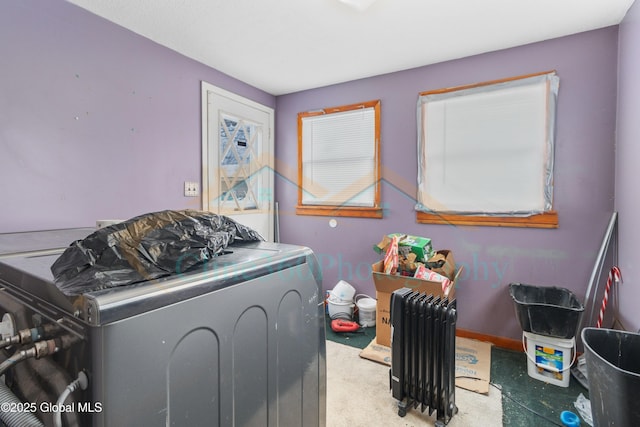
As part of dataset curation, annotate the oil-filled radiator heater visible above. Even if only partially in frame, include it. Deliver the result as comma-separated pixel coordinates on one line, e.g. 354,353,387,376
389,287,457,425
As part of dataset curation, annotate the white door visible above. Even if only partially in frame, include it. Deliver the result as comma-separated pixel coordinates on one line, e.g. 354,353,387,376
201,82,274,241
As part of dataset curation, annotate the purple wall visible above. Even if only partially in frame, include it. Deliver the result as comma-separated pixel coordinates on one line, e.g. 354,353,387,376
616,3,640,333
276,28,619,340
0,0,624,340
0,0,275,233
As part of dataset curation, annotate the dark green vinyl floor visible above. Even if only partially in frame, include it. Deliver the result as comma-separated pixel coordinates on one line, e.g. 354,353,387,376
491,347,588,426
325,321,589,426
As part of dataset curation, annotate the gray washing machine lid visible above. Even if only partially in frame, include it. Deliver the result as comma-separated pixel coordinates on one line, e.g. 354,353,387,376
0,228,95,258
0,236,317,327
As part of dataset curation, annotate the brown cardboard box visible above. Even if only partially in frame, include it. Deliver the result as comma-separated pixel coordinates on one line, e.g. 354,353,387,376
372,260,461,347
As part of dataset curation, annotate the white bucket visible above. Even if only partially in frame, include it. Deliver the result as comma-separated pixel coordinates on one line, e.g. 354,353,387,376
330,280,356,303
327,299,354,320
523,331,575,387
355,294,376,327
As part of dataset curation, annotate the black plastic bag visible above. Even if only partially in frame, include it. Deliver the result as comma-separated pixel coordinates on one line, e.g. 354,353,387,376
51,209,263,295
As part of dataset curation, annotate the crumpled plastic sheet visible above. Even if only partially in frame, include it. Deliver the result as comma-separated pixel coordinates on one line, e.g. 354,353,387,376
51,209,263,296
574,393,593,426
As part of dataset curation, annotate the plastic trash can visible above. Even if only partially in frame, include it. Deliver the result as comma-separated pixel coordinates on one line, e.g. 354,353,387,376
509,283,584,339
582,327,640,427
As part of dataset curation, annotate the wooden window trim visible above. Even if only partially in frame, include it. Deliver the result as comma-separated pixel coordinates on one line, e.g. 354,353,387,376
297,100,382,218
416,210,558,228
416,71,558,229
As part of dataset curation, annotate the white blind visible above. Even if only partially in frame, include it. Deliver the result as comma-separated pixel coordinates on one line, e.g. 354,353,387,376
301,108,376,206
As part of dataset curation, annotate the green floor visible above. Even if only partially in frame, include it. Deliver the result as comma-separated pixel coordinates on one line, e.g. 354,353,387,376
325,320,589,426
491,347,588,426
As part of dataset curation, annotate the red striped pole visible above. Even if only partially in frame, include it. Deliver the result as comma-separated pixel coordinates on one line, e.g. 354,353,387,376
596,266,622,328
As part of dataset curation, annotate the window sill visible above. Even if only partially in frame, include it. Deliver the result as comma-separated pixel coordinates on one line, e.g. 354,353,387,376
416,211,558,228
296,205,383,219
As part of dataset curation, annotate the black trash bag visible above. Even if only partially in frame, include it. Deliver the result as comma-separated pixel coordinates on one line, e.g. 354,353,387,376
51,209,264,296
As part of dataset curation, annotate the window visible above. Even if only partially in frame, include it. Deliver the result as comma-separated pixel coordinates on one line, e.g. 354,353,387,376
297,100,382,218
416,71,559,228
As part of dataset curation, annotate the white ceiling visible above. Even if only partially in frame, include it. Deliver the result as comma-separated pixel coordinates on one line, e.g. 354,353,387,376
68,0,634,96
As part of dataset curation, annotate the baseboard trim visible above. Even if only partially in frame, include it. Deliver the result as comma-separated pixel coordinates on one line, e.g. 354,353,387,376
457,329,523,352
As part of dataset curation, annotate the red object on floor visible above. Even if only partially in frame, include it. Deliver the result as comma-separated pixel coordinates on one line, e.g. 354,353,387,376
331,319,361,333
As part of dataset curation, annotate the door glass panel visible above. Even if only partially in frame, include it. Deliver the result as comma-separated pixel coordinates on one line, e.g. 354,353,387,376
202,82,274,241
219,113,261,211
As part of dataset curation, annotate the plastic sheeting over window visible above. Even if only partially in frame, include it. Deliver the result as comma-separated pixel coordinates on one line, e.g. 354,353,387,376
50,210,263,295
416,72,559,219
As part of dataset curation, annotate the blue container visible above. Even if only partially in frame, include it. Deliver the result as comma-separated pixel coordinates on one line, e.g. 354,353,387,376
560,411,580,427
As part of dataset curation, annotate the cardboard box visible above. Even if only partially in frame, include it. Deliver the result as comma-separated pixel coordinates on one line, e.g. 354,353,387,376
373,235,393,254
372,260,461,347
373,234,434,262
392,233,434,262
359,336,492,396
